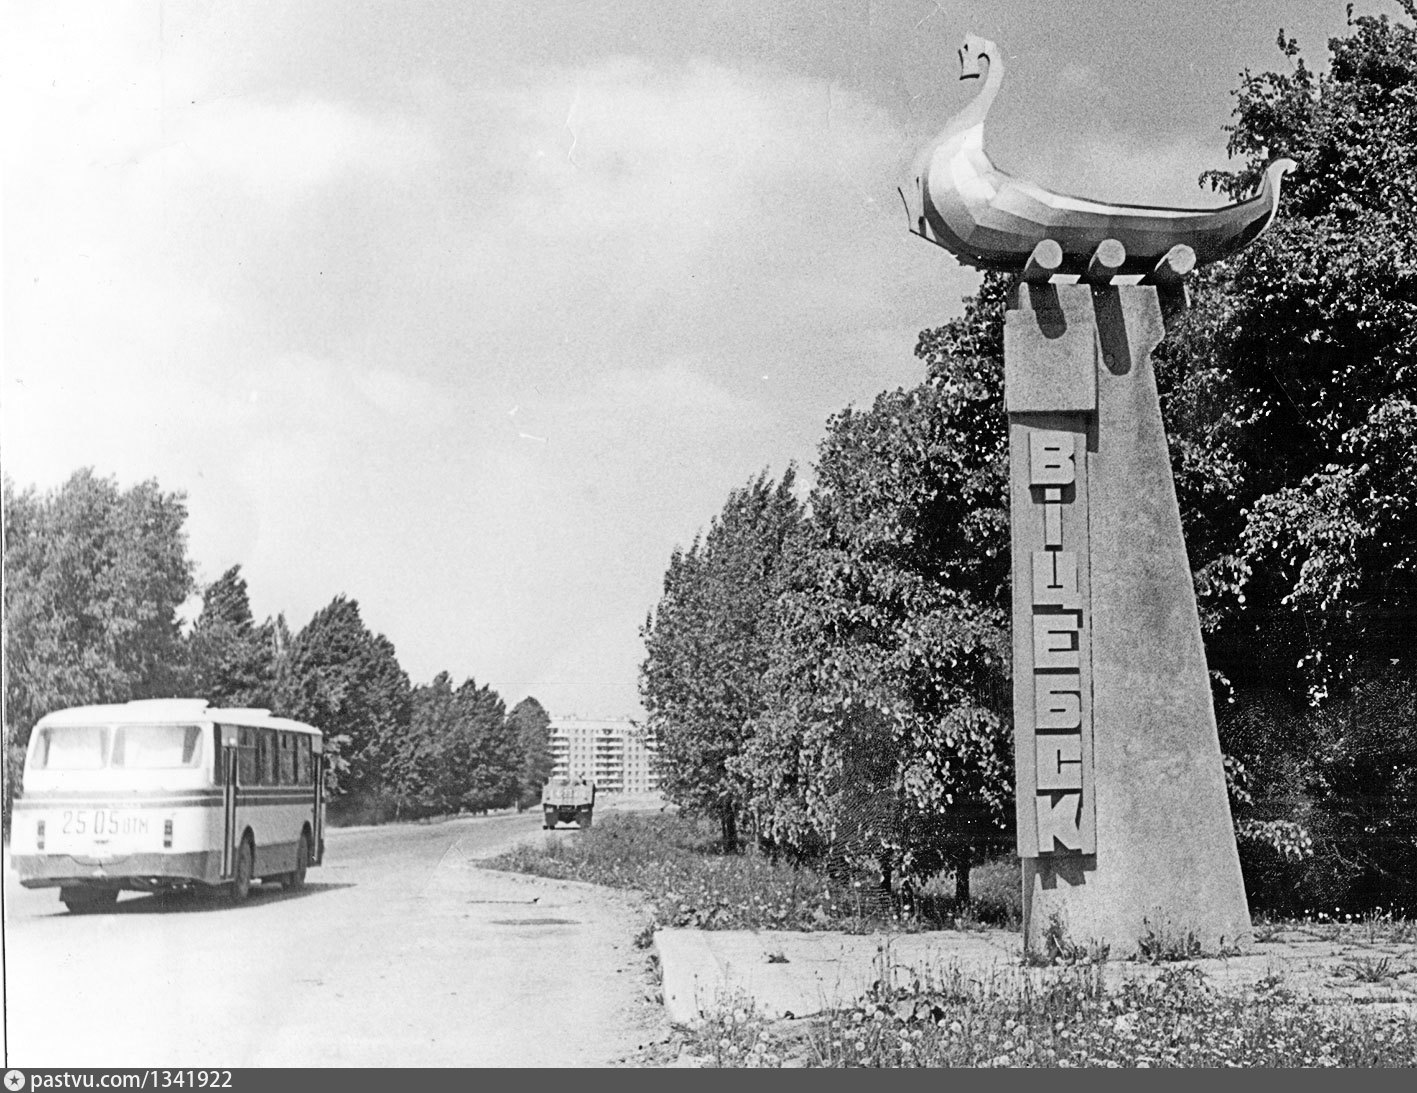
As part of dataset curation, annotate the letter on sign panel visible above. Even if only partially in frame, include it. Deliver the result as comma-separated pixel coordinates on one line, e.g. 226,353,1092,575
1033,614,1081,670
1032,550,1080,609
1036,734,1084,791
1035,673,1082,730
1035,792,1084,852
1029,431,1077,487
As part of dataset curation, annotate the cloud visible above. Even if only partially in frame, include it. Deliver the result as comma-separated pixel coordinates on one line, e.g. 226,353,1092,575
483,57,883,240
5,3,432,197
412,55,926,402
168,98,436,196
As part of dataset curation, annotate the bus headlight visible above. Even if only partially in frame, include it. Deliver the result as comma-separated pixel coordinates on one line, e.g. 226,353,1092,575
163,818,174,849
36,819,45,851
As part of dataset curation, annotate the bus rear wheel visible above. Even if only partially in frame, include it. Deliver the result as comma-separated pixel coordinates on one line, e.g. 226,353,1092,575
228,836,255,903
283,833,309,890
60,887,119,914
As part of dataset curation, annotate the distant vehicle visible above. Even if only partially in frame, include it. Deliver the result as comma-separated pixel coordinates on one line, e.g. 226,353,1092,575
10,698,325,913
542,778,595,830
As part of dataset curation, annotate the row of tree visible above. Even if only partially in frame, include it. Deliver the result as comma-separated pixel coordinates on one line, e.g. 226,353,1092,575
3,469,555,827
641,3,1417,914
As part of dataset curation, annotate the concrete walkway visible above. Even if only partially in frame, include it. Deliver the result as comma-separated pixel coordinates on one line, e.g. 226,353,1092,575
655,925,1417,1026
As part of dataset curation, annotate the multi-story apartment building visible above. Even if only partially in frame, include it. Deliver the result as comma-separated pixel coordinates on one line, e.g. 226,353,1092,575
548,716,658,794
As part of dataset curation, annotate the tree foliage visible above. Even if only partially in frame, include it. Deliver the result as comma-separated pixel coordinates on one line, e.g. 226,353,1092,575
389,673,519,817
743,278,1015,899
443,677,519,812
508,696,554,808
275,595,412,812
187,565,281,708
641,468,804,850
1156,2,1417,910
3,468,194,740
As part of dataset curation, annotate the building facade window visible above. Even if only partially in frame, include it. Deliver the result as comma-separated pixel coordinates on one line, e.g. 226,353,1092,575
548,717,658,793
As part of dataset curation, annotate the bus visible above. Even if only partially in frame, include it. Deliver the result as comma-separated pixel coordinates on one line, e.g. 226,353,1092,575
10,698,325,913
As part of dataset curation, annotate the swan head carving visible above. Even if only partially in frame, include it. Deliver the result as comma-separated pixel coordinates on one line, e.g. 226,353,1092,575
958,34,996,81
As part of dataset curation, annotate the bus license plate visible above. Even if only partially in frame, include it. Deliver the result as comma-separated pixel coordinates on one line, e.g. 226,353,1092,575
60,809,151,841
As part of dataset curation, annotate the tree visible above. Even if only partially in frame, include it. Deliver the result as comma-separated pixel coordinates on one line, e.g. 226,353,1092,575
4,468,194,740
445,678,518,812
507,696,554,809
277,595,411,815
1151,2,1417,911
641,468,804,850
743,279,1016,901
391,673,520,817
1160,4,1417,706
187,565,280,708
391,671,460,819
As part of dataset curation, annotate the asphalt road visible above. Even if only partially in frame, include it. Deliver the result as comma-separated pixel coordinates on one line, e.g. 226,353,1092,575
2,810,667,1067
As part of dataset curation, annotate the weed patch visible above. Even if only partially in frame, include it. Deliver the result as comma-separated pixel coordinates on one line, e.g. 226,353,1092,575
1137,918,1202,964
685,964,1417,1067
1338,956,1409,983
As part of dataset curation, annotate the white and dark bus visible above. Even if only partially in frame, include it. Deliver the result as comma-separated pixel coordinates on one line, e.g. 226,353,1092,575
10,698,325,913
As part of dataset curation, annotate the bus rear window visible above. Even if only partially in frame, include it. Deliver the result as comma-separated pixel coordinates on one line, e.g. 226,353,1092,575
111,724,204,769
31,726,108,770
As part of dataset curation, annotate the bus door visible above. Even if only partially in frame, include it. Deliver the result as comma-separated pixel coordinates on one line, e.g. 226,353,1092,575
312,749,325,864
219,725,240,880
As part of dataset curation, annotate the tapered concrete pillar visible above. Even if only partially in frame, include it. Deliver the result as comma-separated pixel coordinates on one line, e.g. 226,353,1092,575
1006,282,1251,959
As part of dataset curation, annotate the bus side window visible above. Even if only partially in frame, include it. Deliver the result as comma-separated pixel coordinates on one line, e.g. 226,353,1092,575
296,736,311,786
258,729,276,786
279,733,295,785
238,728,257,785
214,725,225,783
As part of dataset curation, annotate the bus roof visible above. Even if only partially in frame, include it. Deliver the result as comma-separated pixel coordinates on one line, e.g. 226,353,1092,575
35,699,322,737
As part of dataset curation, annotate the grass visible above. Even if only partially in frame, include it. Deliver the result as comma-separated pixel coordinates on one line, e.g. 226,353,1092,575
685,964,1417,1068
484,811,1017,933
1252,908,1417,946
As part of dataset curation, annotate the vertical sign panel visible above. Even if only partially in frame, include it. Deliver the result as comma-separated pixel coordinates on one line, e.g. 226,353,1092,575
1010,414,1096,856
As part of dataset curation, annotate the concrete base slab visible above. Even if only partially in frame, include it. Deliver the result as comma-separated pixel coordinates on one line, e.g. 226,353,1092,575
655,928,1021,1025
655,926,1417,1026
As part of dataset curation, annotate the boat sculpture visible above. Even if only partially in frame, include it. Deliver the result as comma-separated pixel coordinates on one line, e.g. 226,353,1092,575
903,34,1295,281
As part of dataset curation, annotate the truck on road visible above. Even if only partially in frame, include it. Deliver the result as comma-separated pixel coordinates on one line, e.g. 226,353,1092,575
542,779,595,830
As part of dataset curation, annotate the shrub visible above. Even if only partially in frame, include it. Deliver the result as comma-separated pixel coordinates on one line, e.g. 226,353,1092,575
486,811,984,933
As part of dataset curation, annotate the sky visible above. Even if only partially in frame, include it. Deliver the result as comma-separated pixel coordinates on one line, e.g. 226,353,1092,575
2,1,1374,719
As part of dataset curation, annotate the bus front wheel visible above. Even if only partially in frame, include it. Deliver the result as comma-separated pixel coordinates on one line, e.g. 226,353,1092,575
229,837,255,903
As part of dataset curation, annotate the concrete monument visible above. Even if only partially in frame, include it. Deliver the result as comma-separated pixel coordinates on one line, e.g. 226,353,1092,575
902,34,1293,958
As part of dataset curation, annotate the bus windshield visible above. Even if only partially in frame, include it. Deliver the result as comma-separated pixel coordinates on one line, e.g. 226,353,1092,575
30,724,204,771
